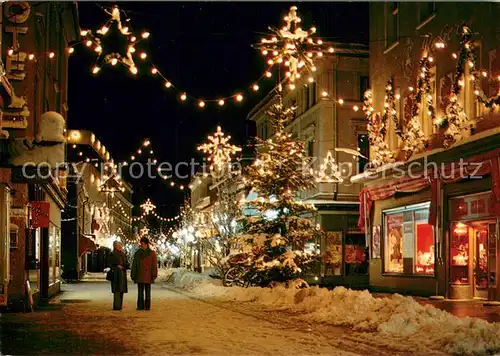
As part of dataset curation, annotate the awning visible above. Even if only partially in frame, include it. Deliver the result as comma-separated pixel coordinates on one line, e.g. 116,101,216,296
79,234,97,256
358,149,500,232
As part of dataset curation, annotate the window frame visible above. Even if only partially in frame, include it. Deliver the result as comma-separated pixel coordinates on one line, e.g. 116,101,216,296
384,2,400,52
382,201,435,277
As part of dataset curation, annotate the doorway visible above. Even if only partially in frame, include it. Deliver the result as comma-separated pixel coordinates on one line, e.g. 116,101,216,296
450,220,496,300
471,221,493,299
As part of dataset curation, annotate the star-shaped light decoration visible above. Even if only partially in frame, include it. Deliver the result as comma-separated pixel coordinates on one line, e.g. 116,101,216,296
312,151,343,183
81,5,150,75
197,126,242,172
253,6,333,87
141,199,156,215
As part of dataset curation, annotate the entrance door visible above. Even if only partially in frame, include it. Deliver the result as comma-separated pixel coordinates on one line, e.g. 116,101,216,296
472,222,489,299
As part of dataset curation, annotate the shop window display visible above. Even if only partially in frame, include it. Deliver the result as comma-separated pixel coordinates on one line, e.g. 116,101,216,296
450,222,470,284
384,203,434,275
344,233,368,275
324,232,342,276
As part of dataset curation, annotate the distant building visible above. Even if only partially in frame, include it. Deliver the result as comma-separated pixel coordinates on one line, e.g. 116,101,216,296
353,3,500,300
0,3,79,311
63,130,133,280
248,42,370,287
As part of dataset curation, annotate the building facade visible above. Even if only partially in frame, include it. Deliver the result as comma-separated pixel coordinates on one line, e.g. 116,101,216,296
63,130,133,280
0,2,79,311
353,2,500,300
248,43,370,287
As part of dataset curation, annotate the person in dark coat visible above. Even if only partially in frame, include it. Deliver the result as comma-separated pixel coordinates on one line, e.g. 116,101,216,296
108,241,129,310
131,237,158,310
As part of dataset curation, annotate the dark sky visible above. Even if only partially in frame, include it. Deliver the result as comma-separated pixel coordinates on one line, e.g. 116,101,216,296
68,2,368,219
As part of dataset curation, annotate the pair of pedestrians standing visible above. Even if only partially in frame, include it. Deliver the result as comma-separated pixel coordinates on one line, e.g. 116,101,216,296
108,237,158,310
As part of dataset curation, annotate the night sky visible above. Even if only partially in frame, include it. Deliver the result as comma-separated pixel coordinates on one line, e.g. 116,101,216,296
68,2,368,219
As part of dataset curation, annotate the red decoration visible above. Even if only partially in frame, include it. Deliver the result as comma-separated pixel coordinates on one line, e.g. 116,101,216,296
31,202,50,228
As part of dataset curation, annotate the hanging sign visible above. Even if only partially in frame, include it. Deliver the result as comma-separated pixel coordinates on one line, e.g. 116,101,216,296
31,201,50,228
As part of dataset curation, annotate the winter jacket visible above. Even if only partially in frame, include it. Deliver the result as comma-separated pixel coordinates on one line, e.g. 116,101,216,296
131,248,158,284
108,249,129,293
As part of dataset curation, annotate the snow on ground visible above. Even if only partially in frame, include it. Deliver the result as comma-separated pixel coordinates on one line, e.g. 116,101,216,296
162,268,500,356
9,279,361,356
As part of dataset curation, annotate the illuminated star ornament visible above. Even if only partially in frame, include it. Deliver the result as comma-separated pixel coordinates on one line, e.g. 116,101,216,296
197,126,242,172
254,6,334,88
313,151,343,183
141,199,156,215
81,5,150,75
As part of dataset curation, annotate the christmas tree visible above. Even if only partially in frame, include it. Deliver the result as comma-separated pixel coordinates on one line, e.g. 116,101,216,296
239,95,317,286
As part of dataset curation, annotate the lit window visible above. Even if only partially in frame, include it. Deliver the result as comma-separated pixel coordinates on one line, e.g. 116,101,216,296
384,202,434,275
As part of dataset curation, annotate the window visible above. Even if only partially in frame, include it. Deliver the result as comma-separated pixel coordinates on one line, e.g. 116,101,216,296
311,82,317,105
384,202,434,275
360,75,370,102
386,2,399,48
419,2,435,24
306,139,314,157
304,86,310,111
357,133,369,174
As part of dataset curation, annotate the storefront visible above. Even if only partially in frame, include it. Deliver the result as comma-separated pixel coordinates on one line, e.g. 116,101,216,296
354,141,500,300
446,190,499,300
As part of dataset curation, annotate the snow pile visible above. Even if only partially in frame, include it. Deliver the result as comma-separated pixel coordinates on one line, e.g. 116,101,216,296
164,268,500,355
157,268,221,289
36,111,66,143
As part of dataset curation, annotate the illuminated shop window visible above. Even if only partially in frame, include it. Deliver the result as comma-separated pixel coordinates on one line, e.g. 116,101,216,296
384,202,434,275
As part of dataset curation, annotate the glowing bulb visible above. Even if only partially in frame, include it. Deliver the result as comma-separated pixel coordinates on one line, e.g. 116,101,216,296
474,90,480,96
218,99,225,106
130,36,137,43
140,52,147,59
312,66,317,72
308,77,314,83
142,32,150,39
100,26,109,35
317,39,323,45
409,86,414,92
236,94,243,102
49,52,55,59
111,58,118,66
198,100,205,108
67,47,75,54
317,52,323,57
180,93,187,101
262,50,268,55
128,46,136,53
86,40,92,47
80,30,88,36
252,84,259,91
92,66,101,74
482,71,488,78
165,81,172,88
289,84,296,90
28,53,35,60
428,57,434,62
267,59,274,65
130,66,138,75
265,71,272,78
121,26,129,34
338,98,344,105
353,105,359,112
170,182,175,187
311,26,317,33
328,47,335,53
277,57,283,63
395,94,401,100
452,53,458,59
322,91,328,97
94,45,102,53
180,185,184,190
151,68,158,74
273,50,278,56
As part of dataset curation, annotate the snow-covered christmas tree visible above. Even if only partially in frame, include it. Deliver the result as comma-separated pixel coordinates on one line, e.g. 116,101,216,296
238,95,317,286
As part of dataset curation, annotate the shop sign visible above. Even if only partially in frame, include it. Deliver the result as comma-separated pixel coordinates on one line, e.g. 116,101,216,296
31,202,50,228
